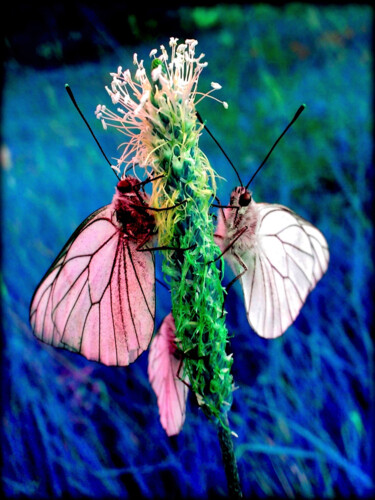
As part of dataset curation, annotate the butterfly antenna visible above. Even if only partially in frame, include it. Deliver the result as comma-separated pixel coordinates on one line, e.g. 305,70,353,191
196,111,243,187
245,104,306,189
65,84,120,180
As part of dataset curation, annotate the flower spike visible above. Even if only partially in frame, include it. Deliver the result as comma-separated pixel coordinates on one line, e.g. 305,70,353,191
96,38,228,177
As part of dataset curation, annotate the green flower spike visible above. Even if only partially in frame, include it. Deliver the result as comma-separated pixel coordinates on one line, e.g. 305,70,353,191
97,38,242,498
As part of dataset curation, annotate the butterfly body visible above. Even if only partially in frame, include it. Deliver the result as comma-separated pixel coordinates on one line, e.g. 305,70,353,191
30,176,156,366
216,186,329,339
113,177,155,242
216,186,258,256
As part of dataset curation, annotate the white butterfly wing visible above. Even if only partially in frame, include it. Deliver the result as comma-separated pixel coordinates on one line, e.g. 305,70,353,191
148,313,189,436
30,205,155,365
231,203,329,339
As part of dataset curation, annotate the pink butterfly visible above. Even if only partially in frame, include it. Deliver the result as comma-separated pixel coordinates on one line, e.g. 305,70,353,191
29,176,156,366
148,313,189,436
215,185,329,339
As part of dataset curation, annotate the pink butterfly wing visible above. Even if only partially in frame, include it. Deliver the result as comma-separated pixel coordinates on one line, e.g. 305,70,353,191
30,205,155,366
148,313,189,436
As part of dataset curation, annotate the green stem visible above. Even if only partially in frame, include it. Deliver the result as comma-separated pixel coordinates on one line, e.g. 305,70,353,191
217,414,243,498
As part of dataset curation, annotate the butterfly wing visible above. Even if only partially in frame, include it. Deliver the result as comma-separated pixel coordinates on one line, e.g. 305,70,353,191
230,203,329,339
30,205,155,365
148,313,189,436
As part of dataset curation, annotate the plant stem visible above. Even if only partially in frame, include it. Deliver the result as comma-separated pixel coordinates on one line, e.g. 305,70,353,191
217,414,243,498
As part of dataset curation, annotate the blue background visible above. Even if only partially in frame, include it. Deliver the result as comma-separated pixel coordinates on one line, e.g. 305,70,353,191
2,3,374,498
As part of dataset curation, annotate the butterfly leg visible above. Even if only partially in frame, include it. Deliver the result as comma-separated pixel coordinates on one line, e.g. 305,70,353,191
209,228,248,316
220,252,248,317
226,252,248,293
136,233,197,253
156,277,169,291
210,226,248,264
137,242,197,253
131,199,188,212
175,355,191,389
211,201,240,223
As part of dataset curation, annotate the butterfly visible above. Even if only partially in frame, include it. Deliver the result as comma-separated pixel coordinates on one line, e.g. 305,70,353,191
29,176,156,366
215,185,329,339
148,194,329,436
148,312,189,436
197,104,329,339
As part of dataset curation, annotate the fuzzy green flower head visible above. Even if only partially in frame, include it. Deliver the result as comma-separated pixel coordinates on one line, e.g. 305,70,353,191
96,37,234,426
95,37,228,178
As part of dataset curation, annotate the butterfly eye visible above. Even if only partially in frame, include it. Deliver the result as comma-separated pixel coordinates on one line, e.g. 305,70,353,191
117,179,133,193
239,191,251,207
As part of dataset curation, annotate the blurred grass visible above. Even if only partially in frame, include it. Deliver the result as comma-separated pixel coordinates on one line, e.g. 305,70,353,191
2,3,374,499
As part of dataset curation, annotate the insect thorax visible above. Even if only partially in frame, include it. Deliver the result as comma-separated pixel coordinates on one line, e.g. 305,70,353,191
222,197,259,255
112,189,155,239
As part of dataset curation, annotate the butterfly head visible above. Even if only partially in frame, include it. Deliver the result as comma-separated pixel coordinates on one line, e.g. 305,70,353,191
230,186,252,208
113,176,154,235
115,176,150,206
116,176,140,195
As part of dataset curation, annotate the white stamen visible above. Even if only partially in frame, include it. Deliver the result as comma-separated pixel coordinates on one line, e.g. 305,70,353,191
185,39,198,46
111,92,121,104
98,38,228,177
177,43,187,54
151,65,162,82
134,90,150,114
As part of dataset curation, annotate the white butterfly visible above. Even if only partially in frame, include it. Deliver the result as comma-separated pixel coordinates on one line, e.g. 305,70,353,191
215,186,329,339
